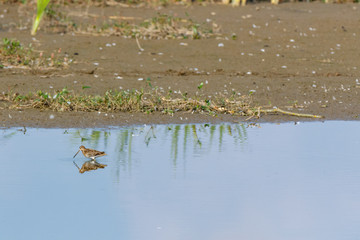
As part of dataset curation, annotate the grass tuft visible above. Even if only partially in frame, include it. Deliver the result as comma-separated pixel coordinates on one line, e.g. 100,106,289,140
1,88,253,116
0,88,323,119
0,87,324,119
43,11,220,39
0,38,72,69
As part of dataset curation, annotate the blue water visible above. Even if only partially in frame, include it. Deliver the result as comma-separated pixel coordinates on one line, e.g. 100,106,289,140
1,121,360,240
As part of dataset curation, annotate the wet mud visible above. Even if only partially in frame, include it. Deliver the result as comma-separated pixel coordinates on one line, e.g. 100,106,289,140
1,2,360,127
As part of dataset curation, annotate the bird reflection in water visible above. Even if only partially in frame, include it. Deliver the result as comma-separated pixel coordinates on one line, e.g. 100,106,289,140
73,160,107,174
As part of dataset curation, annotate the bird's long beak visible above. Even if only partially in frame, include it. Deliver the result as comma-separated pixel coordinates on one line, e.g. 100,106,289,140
73,149,80,158
73,161,80,170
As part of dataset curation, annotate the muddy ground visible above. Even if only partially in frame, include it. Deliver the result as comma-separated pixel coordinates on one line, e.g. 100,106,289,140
1,2,360,128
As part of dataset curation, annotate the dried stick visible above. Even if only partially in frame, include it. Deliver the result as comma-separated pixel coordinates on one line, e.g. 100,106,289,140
259,108,324,118
135,36,144,52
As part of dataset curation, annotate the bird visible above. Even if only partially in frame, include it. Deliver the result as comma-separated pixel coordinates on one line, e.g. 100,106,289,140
73,160,107,174
73,145,107,160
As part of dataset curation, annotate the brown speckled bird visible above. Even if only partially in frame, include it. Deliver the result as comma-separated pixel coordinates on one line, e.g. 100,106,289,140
73,145,107,160
73,160,107,174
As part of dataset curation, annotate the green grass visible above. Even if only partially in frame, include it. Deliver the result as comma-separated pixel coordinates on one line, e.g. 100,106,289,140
33,10,219,39
74,13,219,39
2,87,323,118
2,87,253,116
0,38,32,66
0,37,71,69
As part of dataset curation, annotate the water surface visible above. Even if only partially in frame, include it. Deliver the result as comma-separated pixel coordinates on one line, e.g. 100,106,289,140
1,121,360,240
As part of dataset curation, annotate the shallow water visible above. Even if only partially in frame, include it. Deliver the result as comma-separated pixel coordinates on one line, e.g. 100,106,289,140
1,121,360,240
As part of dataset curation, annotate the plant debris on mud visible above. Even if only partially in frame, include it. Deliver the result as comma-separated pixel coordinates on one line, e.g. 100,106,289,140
53,12,220,39
0,38,72,69
0,87,323,119
1,87,250,114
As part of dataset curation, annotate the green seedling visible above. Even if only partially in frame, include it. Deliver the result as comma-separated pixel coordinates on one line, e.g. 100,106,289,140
146,77,152,88
31,0,51,35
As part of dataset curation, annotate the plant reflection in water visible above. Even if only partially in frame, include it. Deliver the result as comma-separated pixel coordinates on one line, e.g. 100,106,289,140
70,124,247,176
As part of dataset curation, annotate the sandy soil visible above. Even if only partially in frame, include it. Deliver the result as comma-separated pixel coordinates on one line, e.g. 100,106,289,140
1,2,360,128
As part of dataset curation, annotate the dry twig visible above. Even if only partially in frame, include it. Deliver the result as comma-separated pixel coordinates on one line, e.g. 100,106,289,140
259,108,324,118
